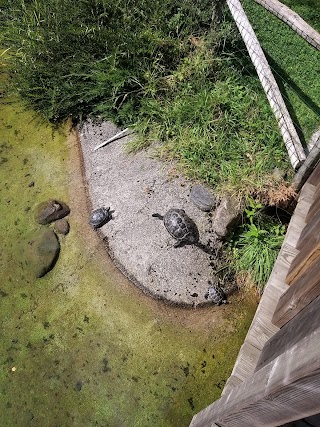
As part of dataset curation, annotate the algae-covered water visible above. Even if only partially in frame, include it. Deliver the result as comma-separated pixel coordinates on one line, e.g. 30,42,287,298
0,89,257,426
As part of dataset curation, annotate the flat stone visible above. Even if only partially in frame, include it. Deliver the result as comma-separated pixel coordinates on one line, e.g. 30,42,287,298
53,218,70,235
22,228,60,278
190,184,217,211
35,199,70,225
212,196,243,238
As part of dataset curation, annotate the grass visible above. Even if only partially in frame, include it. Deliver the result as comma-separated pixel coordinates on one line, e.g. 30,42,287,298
231,199,285,292
1,0,296,197
241,0,320,144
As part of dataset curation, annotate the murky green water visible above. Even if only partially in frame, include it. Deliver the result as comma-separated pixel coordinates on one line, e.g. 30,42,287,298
0,91,257,426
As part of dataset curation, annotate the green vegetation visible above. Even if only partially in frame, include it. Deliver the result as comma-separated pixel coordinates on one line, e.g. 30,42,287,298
242,0,320,143
1,0,293,195
231,199,285,292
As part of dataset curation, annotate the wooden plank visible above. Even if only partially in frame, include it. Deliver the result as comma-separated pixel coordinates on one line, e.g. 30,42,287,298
189,296,320,427
293,134,320,191
257,295,320,371
272,257,320,328
315,181,320,198
227,342,261,381
222,375,243,397
286,240,320,285
253,0,320,51
287,183,317,248
306,194,320,223
297,211,320,251
308,162,320,186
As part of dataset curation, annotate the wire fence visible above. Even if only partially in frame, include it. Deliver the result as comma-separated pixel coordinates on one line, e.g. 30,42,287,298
226,0,306,169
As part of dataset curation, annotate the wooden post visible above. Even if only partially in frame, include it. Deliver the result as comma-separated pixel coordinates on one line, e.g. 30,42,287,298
253,0,320,51
190,294,320,427
226,0,306,169
293,131,320,191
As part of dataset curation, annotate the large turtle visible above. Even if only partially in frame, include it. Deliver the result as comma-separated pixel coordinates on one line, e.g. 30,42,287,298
89,207,111,230
205,282,227,305
152,208,199,248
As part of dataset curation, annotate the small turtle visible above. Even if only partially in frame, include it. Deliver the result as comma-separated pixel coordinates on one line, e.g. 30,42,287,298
152,208,199,248
89,207,111,230
205,282,227,305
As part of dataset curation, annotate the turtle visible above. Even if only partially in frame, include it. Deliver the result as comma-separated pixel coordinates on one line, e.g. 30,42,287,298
89,207,111,230
205,282,227,305
152,208,199,248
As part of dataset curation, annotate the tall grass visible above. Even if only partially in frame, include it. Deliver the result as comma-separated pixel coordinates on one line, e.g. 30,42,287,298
1,0,293,195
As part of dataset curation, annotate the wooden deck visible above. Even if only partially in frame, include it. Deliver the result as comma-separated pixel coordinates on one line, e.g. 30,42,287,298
190,161,320,426
221,181,316,397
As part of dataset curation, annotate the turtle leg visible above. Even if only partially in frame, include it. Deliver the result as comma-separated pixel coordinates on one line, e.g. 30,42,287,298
173,240,183,248
152,213,164,220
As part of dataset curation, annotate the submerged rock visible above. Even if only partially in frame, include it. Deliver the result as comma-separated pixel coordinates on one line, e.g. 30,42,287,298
35,199,70,225
53,218,70,235
190,184,217,212
23,228,60,278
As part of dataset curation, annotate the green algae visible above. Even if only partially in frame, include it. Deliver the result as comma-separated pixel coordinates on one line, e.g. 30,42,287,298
0,90,257,426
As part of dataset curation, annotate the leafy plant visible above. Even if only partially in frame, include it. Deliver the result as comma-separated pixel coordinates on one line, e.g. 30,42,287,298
232,198,286,292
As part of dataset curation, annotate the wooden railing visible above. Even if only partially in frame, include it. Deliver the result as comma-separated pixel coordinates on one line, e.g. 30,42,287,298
190,163,320,427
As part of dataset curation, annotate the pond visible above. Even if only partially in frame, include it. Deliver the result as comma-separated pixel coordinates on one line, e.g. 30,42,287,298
0,92,258,426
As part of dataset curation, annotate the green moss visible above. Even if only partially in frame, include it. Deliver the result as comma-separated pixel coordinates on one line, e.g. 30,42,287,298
0,90,257,426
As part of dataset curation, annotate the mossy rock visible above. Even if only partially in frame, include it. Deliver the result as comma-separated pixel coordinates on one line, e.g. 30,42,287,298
35,199,70,225
22,228,60,278
53,218,70,235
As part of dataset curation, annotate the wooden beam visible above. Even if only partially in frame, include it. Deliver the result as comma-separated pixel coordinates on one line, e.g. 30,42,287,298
306,196,320,223
272,257,320,328
296,211,320,251
308,162,320,186
257,294,320,371
226,0,306,169
293,131,320,191
287,239,320,285
253,0,320,51
190,295,320,427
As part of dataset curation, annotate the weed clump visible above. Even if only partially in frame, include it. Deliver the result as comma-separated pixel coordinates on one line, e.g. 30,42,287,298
231,198,286,293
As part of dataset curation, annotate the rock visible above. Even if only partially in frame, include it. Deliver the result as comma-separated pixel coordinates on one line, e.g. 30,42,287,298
190,184,217,211
22,228,60,278
35,199,70,225
212,196,243,238
53,218,70,235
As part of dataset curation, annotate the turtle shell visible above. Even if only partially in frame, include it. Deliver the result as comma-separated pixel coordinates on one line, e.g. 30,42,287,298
206,284,227,305
163,209,199,244
89,207,110,229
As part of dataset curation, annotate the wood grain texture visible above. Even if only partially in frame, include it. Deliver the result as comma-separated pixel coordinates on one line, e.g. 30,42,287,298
189,313,320,427
286,183,316,248
297,211,320,251
257,295,320,371
306,194,320,223
308,162,320,186
222,375,243,397
287,239,320,285
253,0,320,50
272,257,320,327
